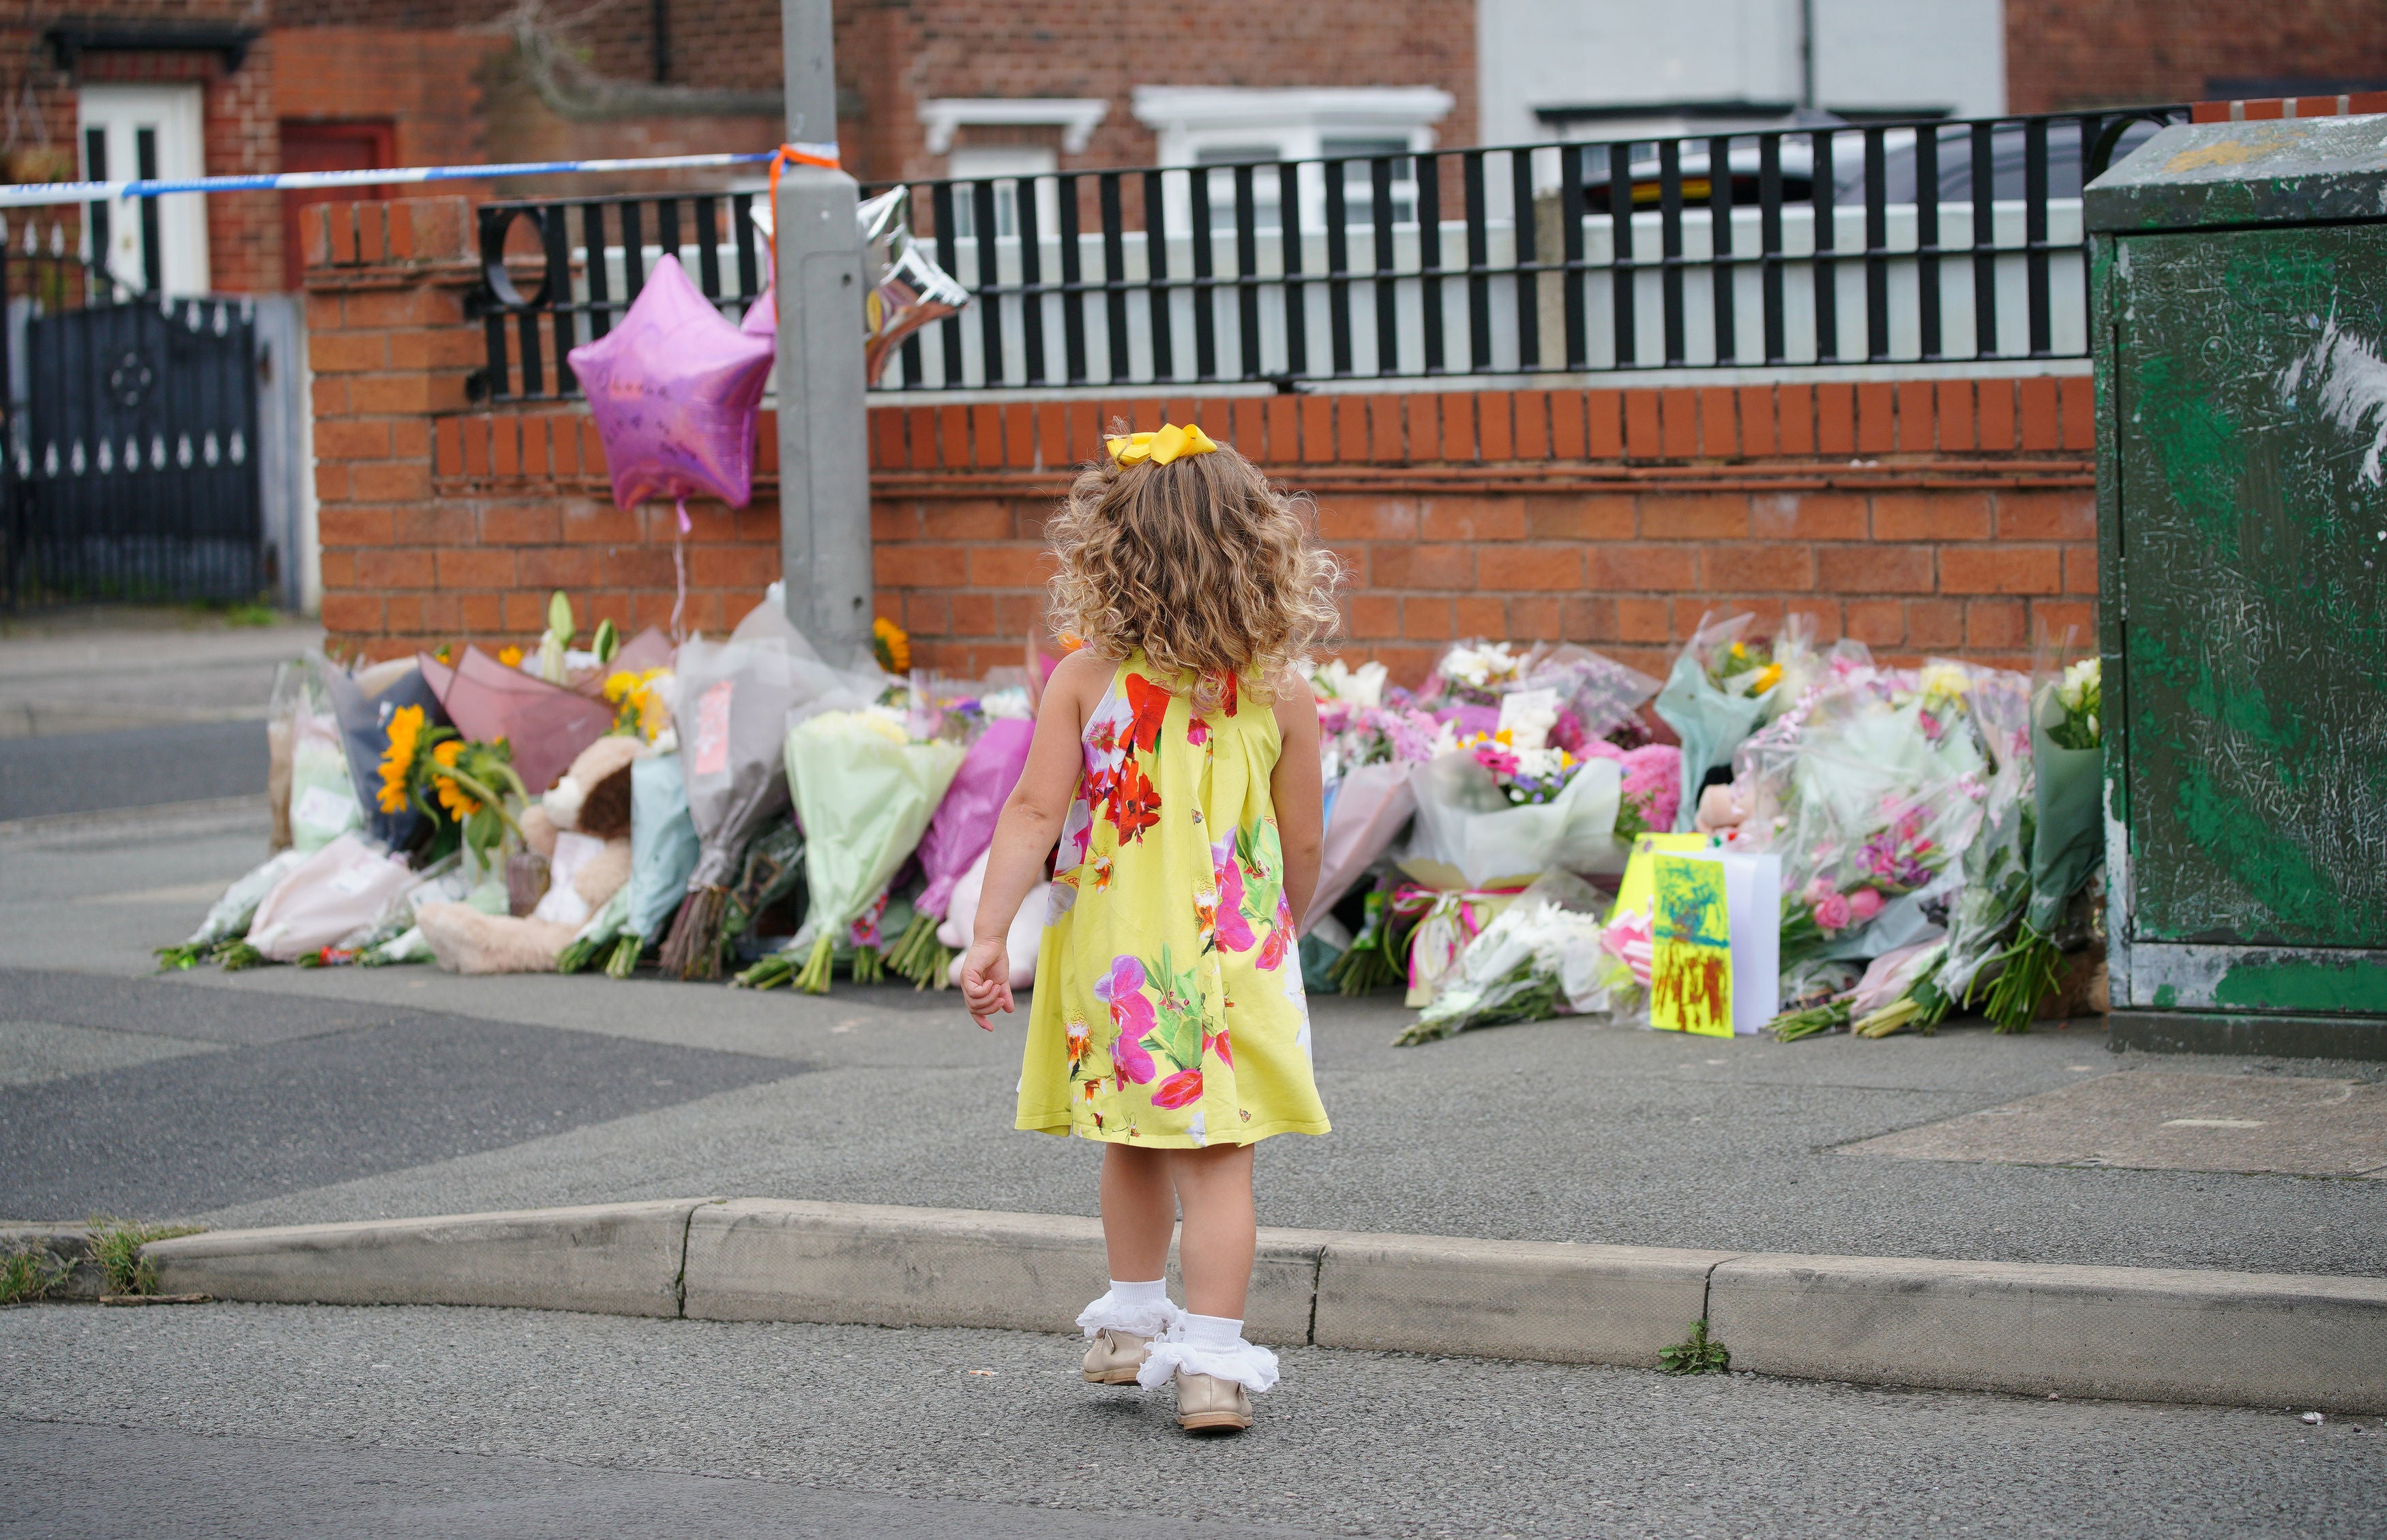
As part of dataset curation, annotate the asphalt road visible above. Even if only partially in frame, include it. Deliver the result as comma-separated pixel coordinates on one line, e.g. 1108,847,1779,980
3,1303,2378,1539
3,812,2383,1278
0,719,267,820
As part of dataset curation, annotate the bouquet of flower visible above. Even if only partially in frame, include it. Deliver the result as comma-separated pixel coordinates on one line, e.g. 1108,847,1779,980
1736,657,1998,968
156,849,311,968
655,607,848,980
585,751,703,977
883,716,1035,987
1847,936,1952,1038
371,702,532,869
1578,741,1682,838
1654,613,1820,832
1420,640,1530,711
602,666,677,745
769,704,966,993
1515,643,1662,750
1978,655,2105,1031
1406,743,1625,892
1395,872,1616,1044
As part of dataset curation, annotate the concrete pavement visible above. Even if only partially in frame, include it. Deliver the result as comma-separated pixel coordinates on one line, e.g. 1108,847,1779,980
3,807,2383,1281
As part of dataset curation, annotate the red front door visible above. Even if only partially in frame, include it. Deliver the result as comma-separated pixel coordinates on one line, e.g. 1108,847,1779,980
280,120,395,291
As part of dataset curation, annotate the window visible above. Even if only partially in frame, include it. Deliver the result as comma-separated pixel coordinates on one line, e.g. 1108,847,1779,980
947,144,1057,241
1133,87,1451,235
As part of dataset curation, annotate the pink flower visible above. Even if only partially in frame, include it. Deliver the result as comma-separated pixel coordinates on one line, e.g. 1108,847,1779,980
1093,956,1155,1041
1187,717,1211,747
1847,887,1885,922
1153,1069,1203,1109
1473,743,1519,777
1811,891,1854,932
1110,1032,1156,1086
1619,743,1682,832
1211,842,1256,953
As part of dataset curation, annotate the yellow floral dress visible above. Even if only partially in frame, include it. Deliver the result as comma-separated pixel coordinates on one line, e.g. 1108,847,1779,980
1015,653,1329,1148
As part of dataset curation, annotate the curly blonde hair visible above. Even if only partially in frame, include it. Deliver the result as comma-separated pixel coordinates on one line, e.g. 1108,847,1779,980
1046,432,1341,709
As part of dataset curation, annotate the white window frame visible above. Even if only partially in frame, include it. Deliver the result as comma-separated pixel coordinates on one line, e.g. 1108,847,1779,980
918,98,1108,158
1130,86,1453,235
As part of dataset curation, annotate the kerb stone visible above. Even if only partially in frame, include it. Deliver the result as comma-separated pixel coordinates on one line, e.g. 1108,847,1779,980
1312,1233,1736,1366
140,1200,708,1317
1710,1253,2387,1413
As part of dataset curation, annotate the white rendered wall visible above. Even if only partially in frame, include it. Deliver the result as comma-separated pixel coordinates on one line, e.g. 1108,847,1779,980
1478,0,2005,148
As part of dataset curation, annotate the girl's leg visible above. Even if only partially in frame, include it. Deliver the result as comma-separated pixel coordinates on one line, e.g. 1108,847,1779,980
1165,1144,1257,1318
1098,1142,1176,1282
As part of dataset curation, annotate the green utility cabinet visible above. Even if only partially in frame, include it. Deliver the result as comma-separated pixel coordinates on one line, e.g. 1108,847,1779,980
2087,116,2387,1057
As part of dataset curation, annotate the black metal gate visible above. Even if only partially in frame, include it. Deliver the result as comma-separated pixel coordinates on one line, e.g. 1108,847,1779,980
4,288,263,605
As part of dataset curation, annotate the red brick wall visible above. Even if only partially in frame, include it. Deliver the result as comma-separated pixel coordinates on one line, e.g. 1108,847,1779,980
308,198,2096,683
2007,0,2387,113
271,0,1474,189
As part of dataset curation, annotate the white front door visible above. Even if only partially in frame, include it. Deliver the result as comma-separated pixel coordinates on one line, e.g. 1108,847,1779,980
77,84,210,296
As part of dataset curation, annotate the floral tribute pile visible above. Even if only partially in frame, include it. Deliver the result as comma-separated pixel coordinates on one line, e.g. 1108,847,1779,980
160,589,2103,1050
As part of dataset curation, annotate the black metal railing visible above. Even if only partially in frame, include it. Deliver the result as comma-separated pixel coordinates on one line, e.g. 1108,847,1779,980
466,106,2184,404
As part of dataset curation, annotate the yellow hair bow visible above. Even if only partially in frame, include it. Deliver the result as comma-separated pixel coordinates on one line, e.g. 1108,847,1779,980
1106,421,1219,467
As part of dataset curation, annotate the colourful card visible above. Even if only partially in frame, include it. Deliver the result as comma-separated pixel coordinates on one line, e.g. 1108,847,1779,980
1650,853,1735,1038
1609,832,1717,924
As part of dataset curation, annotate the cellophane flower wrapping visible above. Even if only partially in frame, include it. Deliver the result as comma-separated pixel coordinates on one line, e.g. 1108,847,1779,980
1405,747,1625,891
1305,670,1440,932
245,832,415,962
625,752,702,943
1933,669,2036,1001
1398,872,1618,1043
2027,672,2103,932
1734,655,2009,968
1515,643,1661,749
1653,613,1822,831
912,717,1035,922
778,705,966,986
161,848,310,964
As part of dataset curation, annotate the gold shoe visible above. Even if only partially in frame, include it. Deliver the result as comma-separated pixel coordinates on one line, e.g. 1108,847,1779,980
1080,1329,1149,1384
1174,1371,1254,1433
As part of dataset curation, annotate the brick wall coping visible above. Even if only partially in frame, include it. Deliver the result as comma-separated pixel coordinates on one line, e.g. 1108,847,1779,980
433,375,2095,497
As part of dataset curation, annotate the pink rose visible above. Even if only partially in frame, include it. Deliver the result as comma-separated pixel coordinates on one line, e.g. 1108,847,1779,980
1811,891,1854,932
1803,876,1837,904
1846,887,1886,921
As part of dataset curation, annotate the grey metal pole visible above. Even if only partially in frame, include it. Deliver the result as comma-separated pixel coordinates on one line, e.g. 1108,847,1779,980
774,0,872,667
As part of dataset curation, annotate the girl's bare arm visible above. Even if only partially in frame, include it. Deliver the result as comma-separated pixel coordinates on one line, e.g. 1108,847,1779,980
958,649,1107,1025
1269,678,1324,930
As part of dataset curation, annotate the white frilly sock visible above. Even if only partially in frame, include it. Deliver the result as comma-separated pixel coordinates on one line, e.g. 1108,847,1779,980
1136,1311,1279,1394
1076,1278,1181,1340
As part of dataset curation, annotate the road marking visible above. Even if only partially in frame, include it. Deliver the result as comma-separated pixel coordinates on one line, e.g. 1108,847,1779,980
2162,1117,2267,1129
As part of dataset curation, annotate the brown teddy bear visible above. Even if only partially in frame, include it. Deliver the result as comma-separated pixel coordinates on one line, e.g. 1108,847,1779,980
417,735,644,973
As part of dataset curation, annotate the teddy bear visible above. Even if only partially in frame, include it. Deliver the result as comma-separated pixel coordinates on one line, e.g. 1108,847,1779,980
417,734,644,973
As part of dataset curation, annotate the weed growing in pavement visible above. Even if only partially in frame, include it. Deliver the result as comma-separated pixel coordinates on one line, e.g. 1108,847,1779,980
1659,1319,1731,1375
84,1219,203,1297
1,1245,72,1305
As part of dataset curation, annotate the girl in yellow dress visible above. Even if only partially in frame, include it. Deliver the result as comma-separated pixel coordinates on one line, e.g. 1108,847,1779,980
960,421,1336,1435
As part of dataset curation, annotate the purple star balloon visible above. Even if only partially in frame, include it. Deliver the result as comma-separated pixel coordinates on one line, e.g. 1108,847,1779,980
567,254,776,512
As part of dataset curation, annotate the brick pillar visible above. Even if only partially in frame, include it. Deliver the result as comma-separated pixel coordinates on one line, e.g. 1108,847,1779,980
303,196,479,651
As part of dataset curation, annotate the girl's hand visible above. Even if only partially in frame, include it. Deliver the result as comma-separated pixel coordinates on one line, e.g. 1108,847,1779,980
959,940,1013,1030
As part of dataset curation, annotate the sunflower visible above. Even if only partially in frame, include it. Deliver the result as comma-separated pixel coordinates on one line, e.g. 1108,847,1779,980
872,615,911,675
376,705,426,813
430,739,479,818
